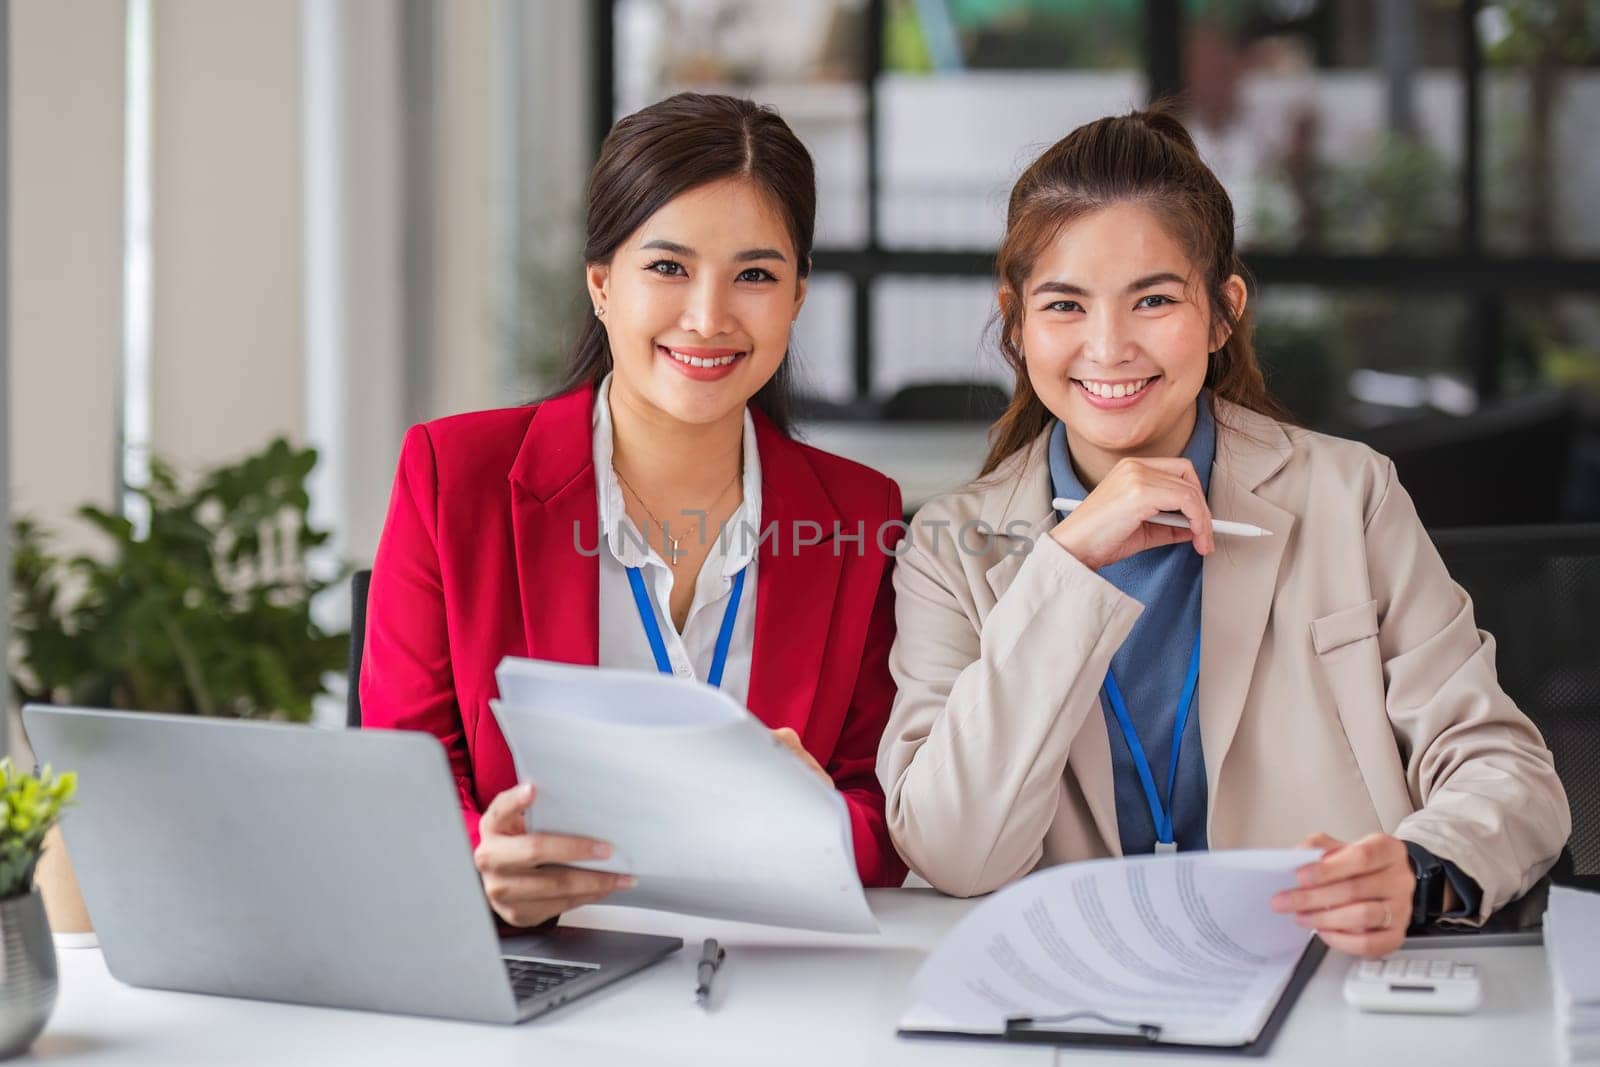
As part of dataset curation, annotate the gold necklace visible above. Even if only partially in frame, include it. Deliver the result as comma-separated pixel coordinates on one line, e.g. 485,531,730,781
614,465,740,564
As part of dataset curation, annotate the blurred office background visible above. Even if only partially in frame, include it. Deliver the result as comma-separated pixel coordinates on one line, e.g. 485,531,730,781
5,0,1600,737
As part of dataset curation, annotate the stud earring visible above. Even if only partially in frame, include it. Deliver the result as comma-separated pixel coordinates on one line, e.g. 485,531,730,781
594,306,605,318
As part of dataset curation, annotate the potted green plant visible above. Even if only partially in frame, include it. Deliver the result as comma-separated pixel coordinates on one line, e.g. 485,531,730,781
0,760,75,1059
8,437,349,936
10,437,349,719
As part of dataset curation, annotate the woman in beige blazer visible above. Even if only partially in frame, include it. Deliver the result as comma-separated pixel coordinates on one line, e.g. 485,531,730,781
878,106,1570,960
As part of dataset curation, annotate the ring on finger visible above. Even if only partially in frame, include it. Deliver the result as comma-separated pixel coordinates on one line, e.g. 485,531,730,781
1378,902,1392,931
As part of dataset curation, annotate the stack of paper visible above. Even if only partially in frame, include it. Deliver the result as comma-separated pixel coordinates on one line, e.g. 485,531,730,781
490,656,878,934
900,849,1319,1048
1546,886,1600,1063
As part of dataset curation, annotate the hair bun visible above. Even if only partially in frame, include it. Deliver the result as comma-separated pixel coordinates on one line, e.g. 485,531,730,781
1133,101,1200,157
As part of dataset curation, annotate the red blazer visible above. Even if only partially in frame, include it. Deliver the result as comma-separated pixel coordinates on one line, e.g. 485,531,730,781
360,383,908,888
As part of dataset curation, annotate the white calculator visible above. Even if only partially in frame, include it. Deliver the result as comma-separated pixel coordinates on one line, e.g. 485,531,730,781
1343,957,1482,1014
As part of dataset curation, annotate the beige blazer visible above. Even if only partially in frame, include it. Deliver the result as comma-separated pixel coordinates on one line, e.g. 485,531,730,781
878,401,1570,920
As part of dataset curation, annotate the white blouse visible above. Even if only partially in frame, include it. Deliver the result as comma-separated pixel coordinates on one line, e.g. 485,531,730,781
591,376,761,704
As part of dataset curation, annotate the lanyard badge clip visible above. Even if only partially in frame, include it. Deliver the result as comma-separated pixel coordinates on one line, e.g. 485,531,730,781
1103,639,1202,857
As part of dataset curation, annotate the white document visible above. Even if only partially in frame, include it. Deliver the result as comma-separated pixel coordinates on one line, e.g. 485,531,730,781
490,656,877,934
1545,886,1600,1063
1548,887,1600,1003
900,849,1319,1046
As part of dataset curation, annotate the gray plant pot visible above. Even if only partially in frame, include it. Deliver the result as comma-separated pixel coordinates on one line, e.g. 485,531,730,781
0,890,57,1059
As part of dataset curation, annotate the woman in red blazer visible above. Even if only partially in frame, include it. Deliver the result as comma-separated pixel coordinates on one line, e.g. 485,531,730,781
362,93,908,928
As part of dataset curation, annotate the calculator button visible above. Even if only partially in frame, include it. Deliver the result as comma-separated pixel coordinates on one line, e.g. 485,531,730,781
1453,963,1478,980
1358,961,1383,978
1404,959,1430,979
1382,960,1406,979
1428,960,1452,978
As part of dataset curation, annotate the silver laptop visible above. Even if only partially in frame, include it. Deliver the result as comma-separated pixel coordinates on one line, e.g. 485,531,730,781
21,705,682,1024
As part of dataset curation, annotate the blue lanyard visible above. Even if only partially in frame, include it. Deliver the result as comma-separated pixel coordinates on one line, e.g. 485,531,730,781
1101,638,1201,852
625,565,746,690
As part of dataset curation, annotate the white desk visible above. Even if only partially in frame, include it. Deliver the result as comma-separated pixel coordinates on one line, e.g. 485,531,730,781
32,889,1555,1067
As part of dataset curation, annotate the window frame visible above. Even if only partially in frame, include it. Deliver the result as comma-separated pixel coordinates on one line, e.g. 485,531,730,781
592,0,1600,414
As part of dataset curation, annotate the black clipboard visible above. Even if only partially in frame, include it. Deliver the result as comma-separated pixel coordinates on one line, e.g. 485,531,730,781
898,938,1327,1057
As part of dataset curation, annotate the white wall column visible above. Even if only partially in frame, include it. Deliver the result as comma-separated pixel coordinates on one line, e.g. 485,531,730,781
429,0,497,417
1,0,9,759
303,0,410,568
9,0,125,533
149,0,305,469
7,0,127,754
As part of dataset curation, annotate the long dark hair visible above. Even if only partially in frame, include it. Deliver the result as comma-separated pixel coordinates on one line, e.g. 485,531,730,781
549,92,815,434
981,102,1293,476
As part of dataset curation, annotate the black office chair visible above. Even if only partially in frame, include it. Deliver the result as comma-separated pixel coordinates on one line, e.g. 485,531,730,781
1432,525,1600,882
1362,392,1581,527
347,569,372,729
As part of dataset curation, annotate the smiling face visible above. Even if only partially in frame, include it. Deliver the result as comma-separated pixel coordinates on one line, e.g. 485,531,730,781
586,176,807,429
1008,200,1245,483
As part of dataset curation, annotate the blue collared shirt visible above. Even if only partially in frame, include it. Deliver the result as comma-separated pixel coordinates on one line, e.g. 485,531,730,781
1049,393,1215,855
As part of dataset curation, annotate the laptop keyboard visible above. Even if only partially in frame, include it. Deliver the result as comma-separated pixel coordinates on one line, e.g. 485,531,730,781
503,957,593,1002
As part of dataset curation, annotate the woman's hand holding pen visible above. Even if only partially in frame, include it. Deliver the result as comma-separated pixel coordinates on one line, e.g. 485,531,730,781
1048,457,1216,570
473,782,635,928
1271,832,1416,959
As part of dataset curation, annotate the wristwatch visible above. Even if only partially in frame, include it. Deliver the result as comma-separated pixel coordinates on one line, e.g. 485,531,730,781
1406,842,1447,929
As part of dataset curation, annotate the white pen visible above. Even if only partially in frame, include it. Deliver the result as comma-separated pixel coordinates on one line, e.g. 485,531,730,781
1051,497,1273,538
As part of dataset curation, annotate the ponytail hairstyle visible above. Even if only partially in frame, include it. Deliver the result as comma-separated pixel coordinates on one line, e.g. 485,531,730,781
549,92,816,434
980,101,1292,476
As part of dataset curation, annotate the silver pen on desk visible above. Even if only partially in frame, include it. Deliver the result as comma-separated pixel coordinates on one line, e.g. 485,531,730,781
694,938,725,1008
1051,497,1274,538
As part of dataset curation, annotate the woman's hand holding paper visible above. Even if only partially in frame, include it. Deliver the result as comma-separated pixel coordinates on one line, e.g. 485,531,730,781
473,781,636,927
772,727,831,785
1270,831,1416,959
